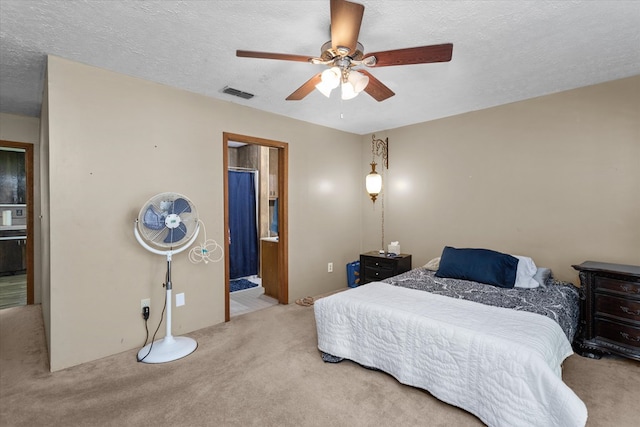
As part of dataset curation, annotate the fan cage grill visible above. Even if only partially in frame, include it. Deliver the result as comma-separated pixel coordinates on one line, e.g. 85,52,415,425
137,192,199,249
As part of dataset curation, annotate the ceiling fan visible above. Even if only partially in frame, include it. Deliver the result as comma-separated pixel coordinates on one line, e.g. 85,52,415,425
236,0,453,102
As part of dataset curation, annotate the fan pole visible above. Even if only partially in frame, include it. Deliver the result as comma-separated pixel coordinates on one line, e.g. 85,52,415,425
164,254,174,341
137,251,198,363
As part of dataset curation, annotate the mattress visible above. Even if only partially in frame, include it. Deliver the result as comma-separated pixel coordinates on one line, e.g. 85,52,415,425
314,281,588,427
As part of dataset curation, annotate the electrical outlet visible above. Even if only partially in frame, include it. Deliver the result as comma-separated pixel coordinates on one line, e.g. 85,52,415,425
141,298,150,309
176,293,185,307
328,262,333,273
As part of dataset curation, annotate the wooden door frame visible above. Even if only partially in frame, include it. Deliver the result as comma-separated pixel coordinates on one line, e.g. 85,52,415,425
222,132,288,321
1,140,34,305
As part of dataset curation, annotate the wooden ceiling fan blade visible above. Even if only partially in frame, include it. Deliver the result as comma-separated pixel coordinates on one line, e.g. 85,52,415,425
330,0,364,55
286,73,323,100
364,43,453,67
359,70,395,102
236,50,314,63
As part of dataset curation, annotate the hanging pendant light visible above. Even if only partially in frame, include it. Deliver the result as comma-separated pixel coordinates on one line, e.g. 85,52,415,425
366,162,382,202
366,135,388,203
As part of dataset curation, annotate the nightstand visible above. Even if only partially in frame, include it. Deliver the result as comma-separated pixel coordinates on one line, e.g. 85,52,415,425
572,261,640,361
359,251,412,285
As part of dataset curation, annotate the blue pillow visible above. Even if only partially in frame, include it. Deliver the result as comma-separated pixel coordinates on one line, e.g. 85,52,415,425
435,246,519,288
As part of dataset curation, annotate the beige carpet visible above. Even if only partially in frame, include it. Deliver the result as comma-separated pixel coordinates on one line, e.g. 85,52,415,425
1,302,639,426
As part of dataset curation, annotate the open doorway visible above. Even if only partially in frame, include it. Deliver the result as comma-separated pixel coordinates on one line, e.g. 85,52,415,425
222,133,288,321
0,140,34,309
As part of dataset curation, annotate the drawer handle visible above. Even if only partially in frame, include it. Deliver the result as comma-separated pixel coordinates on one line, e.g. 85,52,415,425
619,284,640,294
620,332,640,342
620,306,640,316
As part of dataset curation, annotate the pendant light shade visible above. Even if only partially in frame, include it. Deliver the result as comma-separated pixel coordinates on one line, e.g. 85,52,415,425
366,135,388,204
366,162,382,202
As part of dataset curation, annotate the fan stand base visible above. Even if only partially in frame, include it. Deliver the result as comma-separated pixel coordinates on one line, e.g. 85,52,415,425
137,336,197,364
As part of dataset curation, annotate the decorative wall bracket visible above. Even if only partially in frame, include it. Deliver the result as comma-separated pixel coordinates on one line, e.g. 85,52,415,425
371,134,388,169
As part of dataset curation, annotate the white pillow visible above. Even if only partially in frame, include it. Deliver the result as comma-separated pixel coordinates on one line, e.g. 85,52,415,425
533,267,552,288
513,255,539,288
423,257,440,271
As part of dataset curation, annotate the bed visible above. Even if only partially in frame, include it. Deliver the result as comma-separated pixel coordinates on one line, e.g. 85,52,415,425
314,247,588,427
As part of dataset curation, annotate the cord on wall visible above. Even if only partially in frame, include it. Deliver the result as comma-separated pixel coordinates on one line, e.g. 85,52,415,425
188,220,224,264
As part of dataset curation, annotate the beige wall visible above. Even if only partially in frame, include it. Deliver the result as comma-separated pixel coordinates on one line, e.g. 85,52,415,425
362,75,640,283
0,113,40,143
40,78,52,355
44,56,362,371
35,55,640,370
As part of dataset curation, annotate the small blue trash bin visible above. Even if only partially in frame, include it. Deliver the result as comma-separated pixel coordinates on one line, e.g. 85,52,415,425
346,261,360,288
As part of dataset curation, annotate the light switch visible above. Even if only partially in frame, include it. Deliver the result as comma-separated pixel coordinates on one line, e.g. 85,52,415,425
176,293,185,307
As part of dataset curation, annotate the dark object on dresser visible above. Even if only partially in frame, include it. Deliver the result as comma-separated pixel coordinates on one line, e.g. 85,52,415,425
572,261,640,361
359,251,411,285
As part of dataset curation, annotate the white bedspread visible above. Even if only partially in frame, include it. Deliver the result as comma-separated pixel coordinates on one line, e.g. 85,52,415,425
314,282,587,427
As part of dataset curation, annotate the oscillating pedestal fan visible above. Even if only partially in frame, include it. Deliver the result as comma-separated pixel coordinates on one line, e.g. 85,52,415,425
134,192,200,363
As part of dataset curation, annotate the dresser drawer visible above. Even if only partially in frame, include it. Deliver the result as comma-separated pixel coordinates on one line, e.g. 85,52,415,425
363,258,396,270
595,276,640,296
364,266,395,281
595,294,640,323
594,319,640,349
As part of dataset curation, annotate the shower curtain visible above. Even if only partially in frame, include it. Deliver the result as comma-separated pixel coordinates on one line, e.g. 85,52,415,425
228,170,258,279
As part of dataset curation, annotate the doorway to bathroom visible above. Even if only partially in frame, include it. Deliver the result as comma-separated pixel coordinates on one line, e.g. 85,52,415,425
223,132,288,321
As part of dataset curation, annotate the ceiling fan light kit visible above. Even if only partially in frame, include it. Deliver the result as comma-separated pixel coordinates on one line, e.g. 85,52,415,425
236,0,453,102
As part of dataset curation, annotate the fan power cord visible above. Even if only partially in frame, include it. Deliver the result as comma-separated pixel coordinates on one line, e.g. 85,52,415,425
189,220,223,264
136,285,167,363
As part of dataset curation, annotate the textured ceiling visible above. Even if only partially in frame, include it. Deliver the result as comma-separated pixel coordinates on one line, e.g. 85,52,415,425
1,0,639,135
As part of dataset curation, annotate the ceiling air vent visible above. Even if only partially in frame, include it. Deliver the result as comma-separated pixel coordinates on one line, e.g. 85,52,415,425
222,86,254,99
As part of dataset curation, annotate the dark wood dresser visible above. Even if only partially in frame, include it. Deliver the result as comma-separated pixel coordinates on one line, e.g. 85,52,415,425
360,251,412,285
572,261,640,361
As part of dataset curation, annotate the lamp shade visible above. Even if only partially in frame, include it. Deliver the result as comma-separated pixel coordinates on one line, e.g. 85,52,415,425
321,67,340,88
315,80,333,98
366,162,382,202
316,67,341,97
366,172,382,194
348,71,369,93
341,81,358,100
